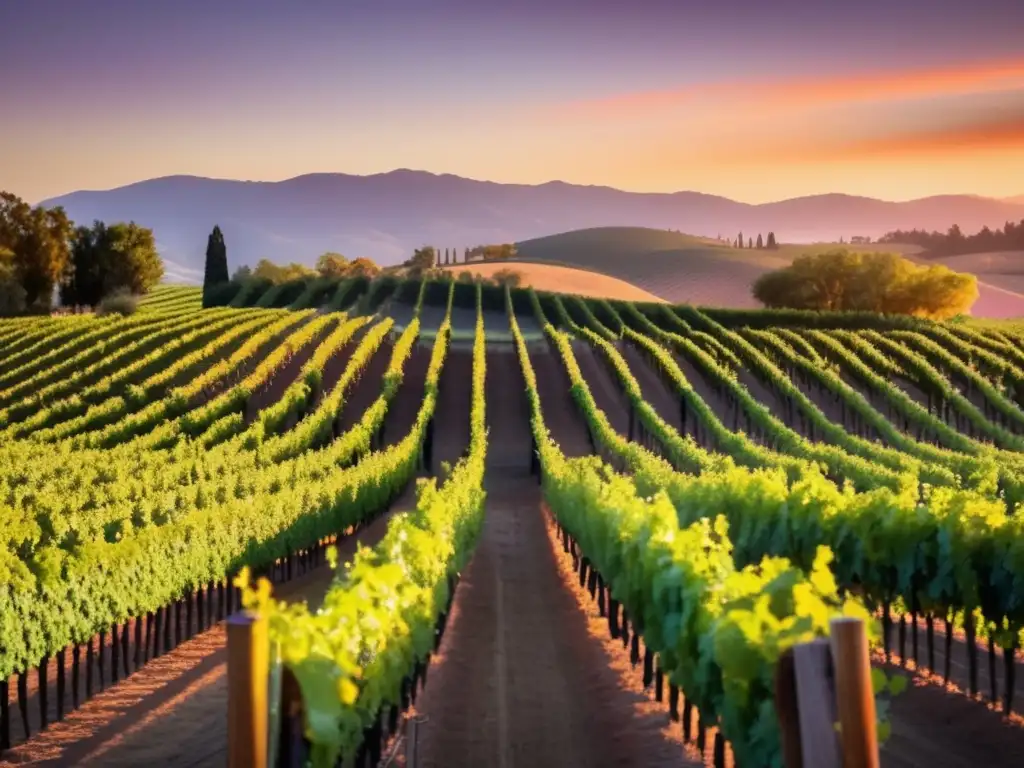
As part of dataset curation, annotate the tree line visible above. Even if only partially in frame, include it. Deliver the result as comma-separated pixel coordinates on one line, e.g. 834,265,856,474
733,232,777,250
879,220,1024,257
202,226,384,306
753,250,978,319
401,244,516,275
0,191,163,315
405,244,519,267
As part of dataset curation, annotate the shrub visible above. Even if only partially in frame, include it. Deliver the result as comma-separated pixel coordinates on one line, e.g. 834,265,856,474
97,289,138,317
490,268,524,288
753,250,978,319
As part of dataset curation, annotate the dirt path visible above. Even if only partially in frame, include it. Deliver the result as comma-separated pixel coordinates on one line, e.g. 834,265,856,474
526,345,592,458
411,474,697,768
433,346,472,470
881,661,1024,768
572,341,630,436
619,341,678,427
337,336,393,434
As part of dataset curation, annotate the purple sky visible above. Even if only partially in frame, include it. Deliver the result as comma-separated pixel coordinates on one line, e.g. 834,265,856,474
3,0,1024,203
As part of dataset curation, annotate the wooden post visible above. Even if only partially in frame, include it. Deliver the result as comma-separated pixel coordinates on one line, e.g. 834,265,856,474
227,612,269,768
406,714,427,768
830,617,879,768
793,639,841,768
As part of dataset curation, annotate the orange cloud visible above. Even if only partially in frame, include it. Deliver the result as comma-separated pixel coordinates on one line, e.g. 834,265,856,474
556,56,1024,119
724,111,1024,165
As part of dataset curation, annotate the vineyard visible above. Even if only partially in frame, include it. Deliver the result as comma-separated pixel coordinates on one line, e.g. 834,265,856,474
3,279,1024,767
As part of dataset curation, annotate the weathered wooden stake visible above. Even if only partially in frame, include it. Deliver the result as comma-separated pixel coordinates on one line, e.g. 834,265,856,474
227,612,269,768
830,617,879,768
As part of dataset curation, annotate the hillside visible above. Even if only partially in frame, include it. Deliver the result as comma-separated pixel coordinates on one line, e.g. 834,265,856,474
513,227,790,309
3,288,1024,768
442,261,665,303
38,171,1024,274
515,226,1024,317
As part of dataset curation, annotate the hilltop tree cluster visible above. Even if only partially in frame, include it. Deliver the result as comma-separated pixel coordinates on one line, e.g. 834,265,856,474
0,190,163,316
467,243,517,261
880,220,1024,257
753,250,978,319
734,231,777,250
394,243,517,275
203,226,384,303
234,254,381,284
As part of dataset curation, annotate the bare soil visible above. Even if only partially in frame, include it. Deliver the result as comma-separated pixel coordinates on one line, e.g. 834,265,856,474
411,476,698,768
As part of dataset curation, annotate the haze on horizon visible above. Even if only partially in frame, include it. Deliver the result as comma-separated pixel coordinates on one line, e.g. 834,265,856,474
3,0,1024,206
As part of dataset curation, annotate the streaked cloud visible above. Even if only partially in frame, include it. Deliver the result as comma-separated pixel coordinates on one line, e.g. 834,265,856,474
554,56,1024,119
720,104,1024,165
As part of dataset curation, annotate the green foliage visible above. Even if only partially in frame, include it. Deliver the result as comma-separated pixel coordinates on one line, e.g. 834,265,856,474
202,225,229,307
468,243,517,261
507,289,874,768
315,252,349,278
0,246,26,315
405,245,436,274
97,289,138,317
346,257,380,279
253,258,317,285
63,220,164,307
237,281,482,764
6,269,1024,767
0,191,74,311
753,250,978,319
489,267,523,288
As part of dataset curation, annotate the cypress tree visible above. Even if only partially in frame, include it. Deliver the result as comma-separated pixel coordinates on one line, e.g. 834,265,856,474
737,232,744,248
748,237,753,249
202,225,229,307
756,233,764,249
767,231,777,249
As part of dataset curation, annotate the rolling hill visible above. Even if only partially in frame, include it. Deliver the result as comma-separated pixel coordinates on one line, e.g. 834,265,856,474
514,226,1024,318
440,261,665,303
514,227,789,308
38,171,1024,274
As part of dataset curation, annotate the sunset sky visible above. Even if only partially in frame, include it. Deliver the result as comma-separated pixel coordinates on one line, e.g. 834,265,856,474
3,0,1024,205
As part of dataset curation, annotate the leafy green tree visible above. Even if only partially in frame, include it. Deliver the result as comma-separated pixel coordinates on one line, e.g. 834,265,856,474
232,265,253,282
490,268,523,288
405,246,436,275
348,257,381,278
0,192,74,311
202,225,228,307
467,243,517,261
251,259,316,284
752,250,978,319
0,246,26,315
61,221,163,307
316,252,349,278
253,258,285,283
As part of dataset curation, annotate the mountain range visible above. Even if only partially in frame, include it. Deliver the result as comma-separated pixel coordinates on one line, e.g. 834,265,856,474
39,170,1024,282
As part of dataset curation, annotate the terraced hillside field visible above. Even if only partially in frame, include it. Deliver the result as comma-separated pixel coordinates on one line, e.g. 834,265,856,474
515,227,1024,318
3,278,1024,768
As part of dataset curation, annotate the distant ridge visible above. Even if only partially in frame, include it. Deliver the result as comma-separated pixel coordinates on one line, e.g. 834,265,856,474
39,169,1024,272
